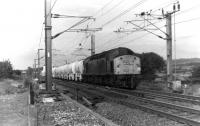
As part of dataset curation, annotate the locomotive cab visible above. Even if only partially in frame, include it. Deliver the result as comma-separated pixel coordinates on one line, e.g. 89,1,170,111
83,47,141,89
114,55,141,75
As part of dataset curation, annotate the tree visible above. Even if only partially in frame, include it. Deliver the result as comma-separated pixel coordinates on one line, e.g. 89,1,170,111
0,60,13,78
26,67,33,77
139,52,165,80
13,70,22,76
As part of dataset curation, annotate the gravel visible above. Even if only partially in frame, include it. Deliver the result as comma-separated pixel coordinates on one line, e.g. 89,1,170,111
38,100,106,126
95,102,187,126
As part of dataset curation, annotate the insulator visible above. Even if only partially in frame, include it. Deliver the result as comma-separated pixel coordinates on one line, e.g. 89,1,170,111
173,4,176,11
178,3,180,10
140,12,145,16
162,9,164,16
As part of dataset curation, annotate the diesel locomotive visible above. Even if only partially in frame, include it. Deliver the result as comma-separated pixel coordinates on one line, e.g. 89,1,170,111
42,47,141,89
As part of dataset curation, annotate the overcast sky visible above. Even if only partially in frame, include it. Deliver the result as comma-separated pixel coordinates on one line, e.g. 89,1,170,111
0,0,200,69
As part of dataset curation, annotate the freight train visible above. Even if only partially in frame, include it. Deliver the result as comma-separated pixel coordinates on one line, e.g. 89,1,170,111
41,47,141,89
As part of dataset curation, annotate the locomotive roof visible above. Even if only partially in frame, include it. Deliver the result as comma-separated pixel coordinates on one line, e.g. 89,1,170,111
85,47,137,61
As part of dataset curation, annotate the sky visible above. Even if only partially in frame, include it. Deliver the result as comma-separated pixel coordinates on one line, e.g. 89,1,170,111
0,0,200,69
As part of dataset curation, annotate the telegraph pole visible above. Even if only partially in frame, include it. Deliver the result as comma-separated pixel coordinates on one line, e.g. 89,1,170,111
166,13,173,83
91,33,95,55
37,49,44,82
34,59,37,79
44,0,52,92
37,49,40,81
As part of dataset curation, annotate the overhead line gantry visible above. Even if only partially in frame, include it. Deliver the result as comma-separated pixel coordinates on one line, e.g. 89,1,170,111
114,1,180,84
44,0,102,92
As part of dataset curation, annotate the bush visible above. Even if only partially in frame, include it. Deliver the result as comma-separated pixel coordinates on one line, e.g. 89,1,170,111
139,52,165,80
0,60,13,78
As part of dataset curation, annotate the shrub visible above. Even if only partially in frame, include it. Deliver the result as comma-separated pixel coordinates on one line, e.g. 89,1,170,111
0,60,13,78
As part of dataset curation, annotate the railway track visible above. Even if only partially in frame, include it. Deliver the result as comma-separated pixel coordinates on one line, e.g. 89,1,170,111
111,88,200,105
137,88,200,101
54,79,200,126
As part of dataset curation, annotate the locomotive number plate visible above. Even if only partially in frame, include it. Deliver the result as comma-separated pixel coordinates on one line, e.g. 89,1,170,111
123,61,130,65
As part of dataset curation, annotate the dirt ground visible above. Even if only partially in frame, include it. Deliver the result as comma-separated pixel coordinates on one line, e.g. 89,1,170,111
0,79,33,126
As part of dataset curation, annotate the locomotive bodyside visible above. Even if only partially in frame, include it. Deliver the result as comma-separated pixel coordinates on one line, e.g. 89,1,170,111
83,47,141,89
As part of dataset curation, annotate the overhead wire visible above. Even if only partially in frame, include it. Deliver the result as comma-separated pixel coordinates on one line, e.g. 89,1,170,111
129,21,166,39
85,0,115,27
70,34,89,52
95,21,129,48
92,0,115,17
96,33,126,52
50,0,92,60
49,0,199,60
51,0,99,62
101,0,148,27
95,23,128,50
52,17,90,39
95,0,151,51
175,17,200,24
64,0,127,56
86,0,162,53
107,15,200,50
36,0,59,62
53,33,89,64
95,33,117,50
54,34,80,54
72,0,200,62
96,0,179,52
73,0,118,52
46,0,59,18
95,0,178,52
151,0,178,13
95,0,125,19
96,19,164,52
109,24,166,50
